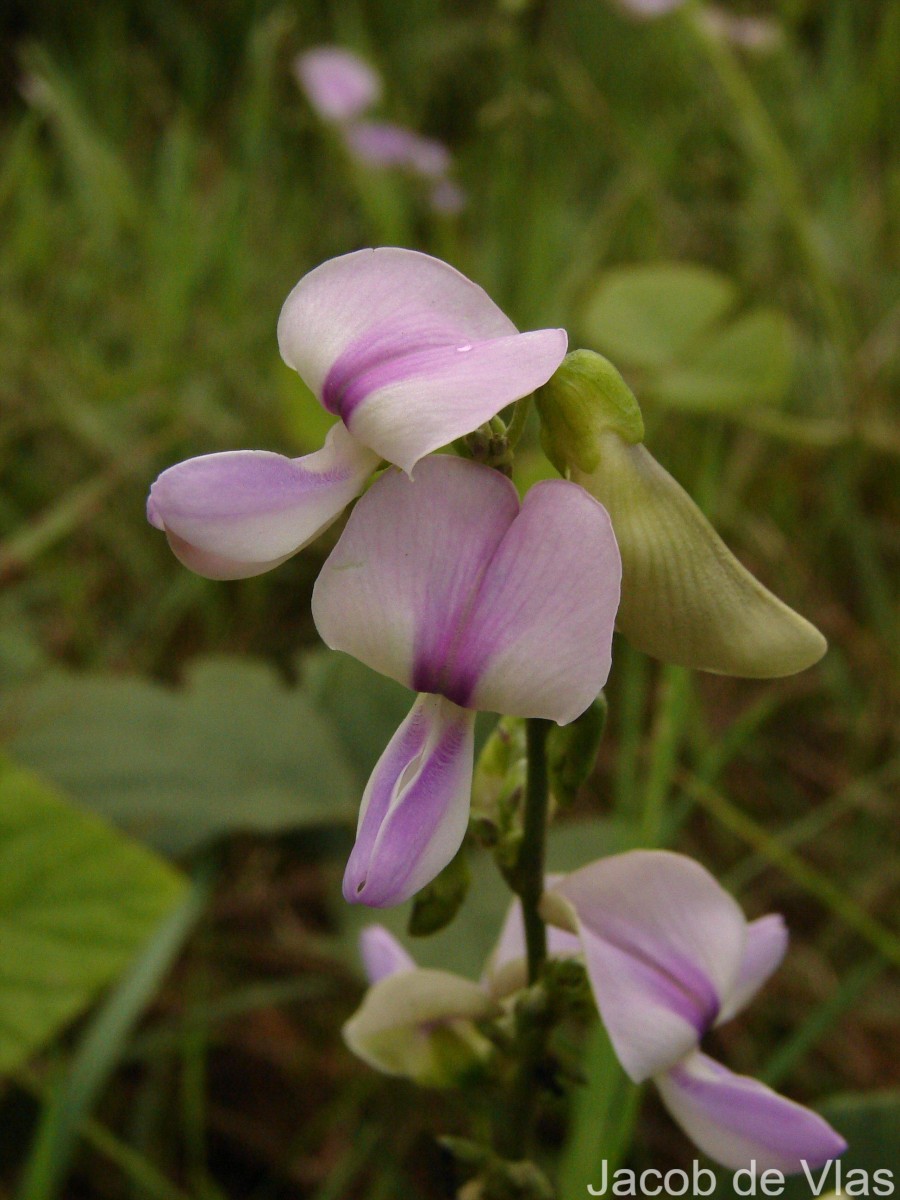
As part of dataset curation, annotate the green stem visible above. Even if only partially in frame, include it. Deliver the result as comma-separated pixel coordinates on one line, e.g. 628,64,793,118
520,718,551,984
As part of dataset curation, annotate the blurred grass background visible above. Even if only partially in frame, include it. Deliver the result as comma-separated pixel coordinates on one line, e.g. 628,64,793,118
0,0,898,1197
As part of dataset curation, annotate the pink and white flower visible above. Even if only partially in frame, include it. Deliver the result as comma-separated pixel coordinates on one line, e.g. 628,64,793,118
311,455,621,906
543,851,847,1172
147,249,567,578
293,47,382,123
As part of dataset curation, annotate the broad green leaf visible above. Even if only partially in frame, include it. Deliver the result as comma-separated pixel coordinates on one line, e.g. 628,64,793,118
650,308,794,411
8,657,360,855
581,263,737,370
579,263,795,413
0,759,184,1075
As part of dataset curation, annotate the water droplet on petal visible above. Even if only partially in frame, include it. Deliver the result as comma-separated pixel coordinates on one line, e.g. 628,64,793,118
456,343,472,353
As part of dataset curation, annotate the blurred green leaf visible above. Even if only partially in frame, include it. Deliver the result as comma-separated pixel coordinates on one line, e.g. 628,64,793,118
0,758,184,1075
581,263,737,370
303,650,415,785
580,263,795,412
651,308,794,410
8,658,360,855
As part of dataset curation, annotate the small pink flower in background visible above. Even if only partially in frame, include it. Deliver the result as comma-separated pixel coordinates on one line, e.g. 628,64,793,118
148,248,566,578
344,121,452,178
293,47,381,122
543,851,847,1172
312,455,621,907
294,44,466,213
611,0,686,19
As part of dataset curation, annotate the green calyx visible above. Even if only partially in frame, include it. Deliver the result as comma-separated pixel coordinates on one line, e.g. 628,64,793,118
535,349,645,475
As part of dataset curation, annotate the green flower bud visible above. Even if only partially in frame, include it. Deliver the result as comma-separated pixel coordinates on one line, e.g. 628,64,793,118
408,845,472,937
535,349,645,474
546,693,608,808
471,716,527,829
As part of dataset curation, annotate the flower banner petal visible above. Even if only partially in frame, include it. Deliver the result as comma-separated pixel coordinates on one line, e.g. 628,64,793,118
343,694,476,907
459,480,621,723
147,424,378,579
717,913,788,1025
277,248,566,472
548,851,747,1081
312,456,519,690
656,1050,847,1173
359,925,417,983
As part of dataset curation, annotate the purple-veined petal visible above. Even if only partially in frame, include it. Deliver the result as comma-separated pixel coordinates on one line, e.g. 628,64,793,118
313,458,619,722
359,925,417,983
717,913,788,1026
656,1050,847,1173
546,851,748,1081
344,121,452,177
293,47,381,122
277,248,567,473
460,480,621,724
482,886,582,999
312,457,519,689
343,693,476,907
147,424,378,579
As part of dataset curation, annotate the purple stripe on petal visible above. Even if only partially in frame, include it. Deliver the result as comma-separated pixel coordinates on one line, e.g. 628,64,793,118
551,852,748,1081
343,694,476,907
322,317,467,419
657,1051,847,1173
313,457,519,693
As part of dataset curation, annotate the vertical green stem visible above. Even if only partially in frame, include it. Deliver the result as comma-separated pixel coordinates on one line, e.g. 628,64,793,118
520,717,551,984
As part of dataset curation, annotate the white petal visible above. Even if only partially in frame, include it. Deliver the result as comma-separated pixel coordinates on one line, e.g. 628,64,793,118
343,967,499,1085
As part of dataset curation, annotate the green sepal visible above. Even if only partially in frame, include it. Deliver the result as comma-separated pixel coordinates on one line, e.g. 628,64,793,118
535,349,645,475
408,843,472,937
546,693,608,808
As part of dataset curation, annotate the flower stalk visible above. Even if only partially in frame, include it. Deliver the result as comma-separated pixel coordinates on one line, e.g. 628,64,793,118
520,718,551,984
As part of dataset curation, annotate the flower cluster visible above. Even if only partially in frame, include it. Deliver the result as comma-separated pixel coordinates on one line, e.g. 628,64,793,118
147,246,838,1174
294,47,466,214
347,852,846,1173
